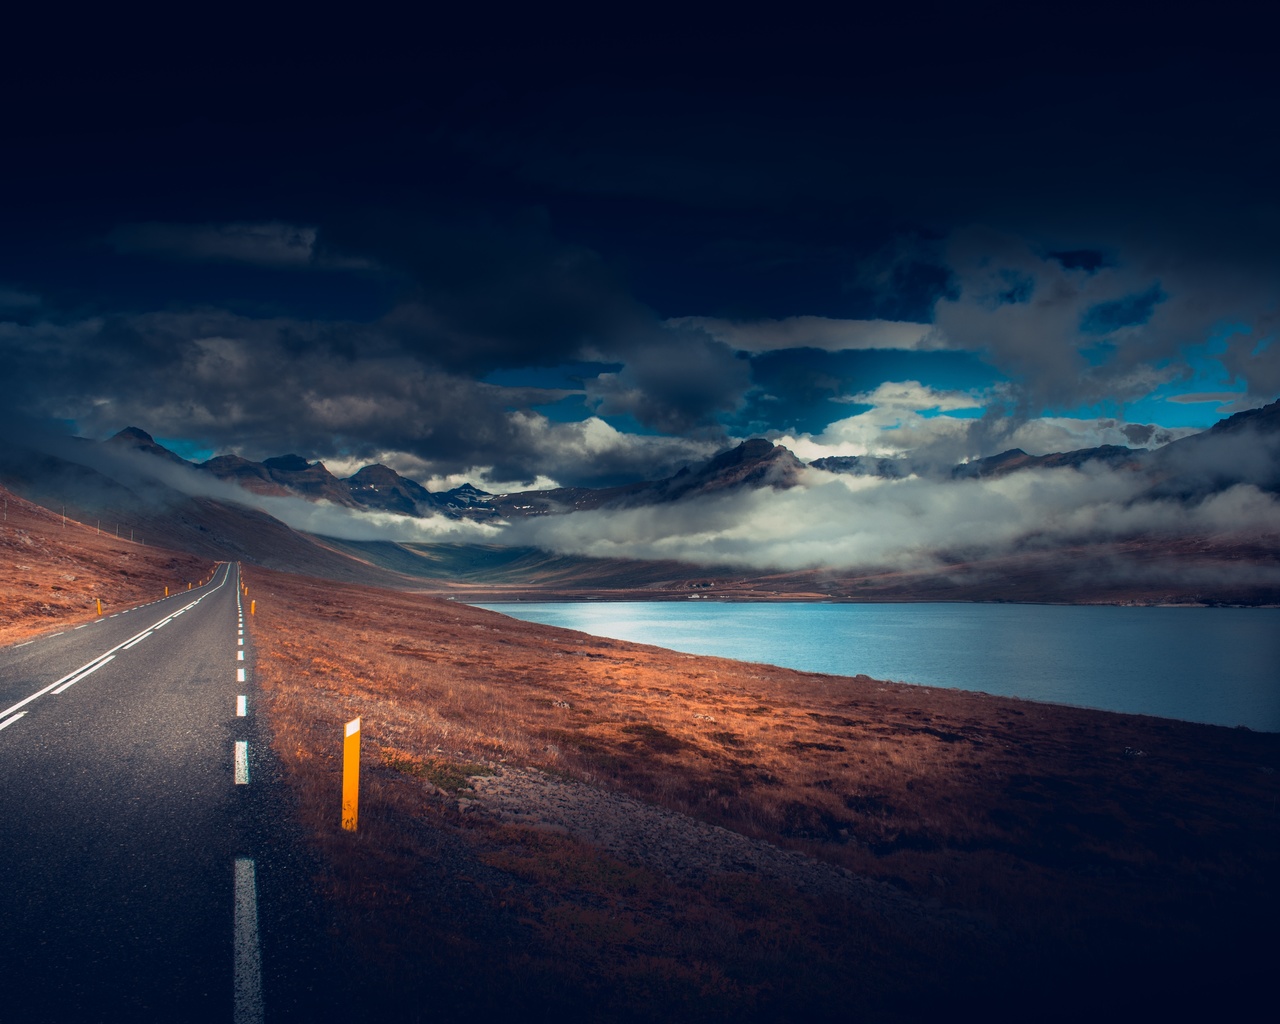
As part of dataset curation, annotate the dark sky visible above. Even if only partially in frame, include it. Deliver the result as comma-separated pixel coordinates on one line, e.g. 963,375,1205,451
3,5,1276,490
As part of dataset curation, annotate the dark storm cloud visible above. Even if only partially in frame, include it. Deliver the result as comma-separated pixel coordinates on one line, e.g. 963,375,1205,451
582,328,751,434
0,306,722,489
931,228,1280,415
1,3,1276,498
320,206,653,374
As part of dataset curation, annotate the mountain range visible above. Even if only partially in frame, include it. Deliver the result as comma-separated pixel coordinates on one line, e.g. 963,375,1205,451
104,397,1280,518
1,400,1277,605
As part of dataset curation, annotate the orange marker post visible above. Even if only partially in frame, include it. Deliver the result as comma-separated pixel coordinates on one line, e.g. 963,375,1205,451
96,599,102,616
250,600,255,616
342,717,361,831
165,586,169,597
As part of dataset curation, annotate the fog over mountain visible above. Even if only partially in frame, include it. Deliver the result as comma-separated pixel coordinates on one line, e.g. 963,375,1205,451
3,404,1276,598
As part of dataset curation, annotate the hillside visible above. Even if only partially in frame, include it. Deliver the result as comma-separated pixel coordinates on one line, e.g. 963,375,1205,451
0,485,213,645
0,446,433,590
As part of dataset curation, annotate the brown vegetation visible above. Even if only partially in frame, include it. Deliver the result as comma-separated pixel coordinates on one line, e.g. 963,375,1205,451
0,486,212,645
246,564,1280,1021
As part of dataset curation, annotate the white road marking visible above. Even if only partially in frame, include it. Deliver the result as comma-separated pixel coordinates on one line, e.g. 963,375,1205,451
121,631,153,650
15,641,34,648
53,655,115,694
0,712,27,731
238,638,244,645
237,651,244,661
73,624,87,630
233,857,265,1024
237,695,247,717
0,563,237,728
237,668,246,683
234,741,249,784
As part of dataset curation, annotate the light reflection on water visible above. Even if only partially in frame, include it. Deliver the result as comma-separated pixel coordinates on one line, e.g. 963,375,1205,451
475,601,1280,732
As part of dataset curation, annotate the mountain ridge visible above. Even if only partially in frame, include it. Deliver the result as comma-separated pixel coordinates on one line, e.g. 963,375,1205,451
103,399,1280,521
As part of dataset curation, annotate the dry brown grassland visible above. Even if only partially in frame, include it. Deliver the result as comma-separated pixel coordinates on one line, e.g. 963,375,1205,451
0,486,213,645
246,563,1279,1022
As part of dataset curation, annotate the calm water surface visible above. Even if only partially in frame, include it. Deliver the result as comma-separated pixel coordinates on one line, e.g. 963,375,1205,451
475,602,1280,732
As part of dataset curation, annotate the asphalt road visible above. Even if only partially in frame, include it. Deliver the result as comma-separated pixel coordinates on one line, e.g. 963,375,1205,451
0,563,330,1023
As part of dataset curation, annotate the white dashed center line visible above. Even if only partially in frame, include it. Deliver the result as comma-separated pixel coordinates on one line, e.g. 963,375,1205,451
237,668,246,683
237,695,247,717
234,741,249,784
233,857,265,1024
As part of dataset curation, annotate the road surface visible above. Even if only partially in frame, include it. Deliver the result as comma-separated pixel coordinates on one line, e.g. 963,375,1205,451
0,563,328,1022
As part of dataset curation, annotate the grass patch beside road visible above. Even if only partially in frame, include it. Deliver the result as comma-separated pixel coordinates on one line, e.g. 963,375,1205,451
244,564,1280,1022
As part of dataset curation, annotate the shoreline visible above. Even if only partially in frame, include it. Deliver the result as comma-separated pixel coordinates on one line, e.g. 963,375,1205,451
471,599,1280,734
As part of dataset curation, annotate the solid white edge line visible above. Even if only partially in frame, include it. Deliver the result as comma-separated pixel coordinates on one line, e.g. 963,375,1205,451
1,563,237,722
15,640,34,647
53,655,115,694
234,741,249,784
1,565,234,721
233,857,265,1024
0,712,27,731
122,631,153,650
237,695,247,716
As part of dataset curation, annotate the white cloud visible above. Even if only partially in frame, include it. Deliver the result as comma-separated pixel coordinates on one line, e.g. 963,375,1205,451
252,495,501,543
772,380,1199,464
1003,416,1197,454
772,381,990,461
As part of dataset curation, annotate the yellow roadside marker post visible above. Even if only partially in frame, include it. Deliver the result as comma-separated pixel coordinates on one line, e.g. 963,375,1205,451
342,718,361,831
96,599,102,616
188,582,192,590
165,586,169,597
250,600,255,616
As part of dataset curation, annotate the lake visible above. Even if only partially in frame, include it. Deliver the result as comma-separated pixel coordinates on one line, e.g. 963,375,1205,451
475,602,1280,732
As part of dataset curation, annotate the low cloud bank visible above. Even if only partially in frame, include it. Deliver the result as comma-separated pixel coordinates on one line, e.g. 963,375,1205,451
504,465,1280,573
7,417,1276,574
252,494,501,544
